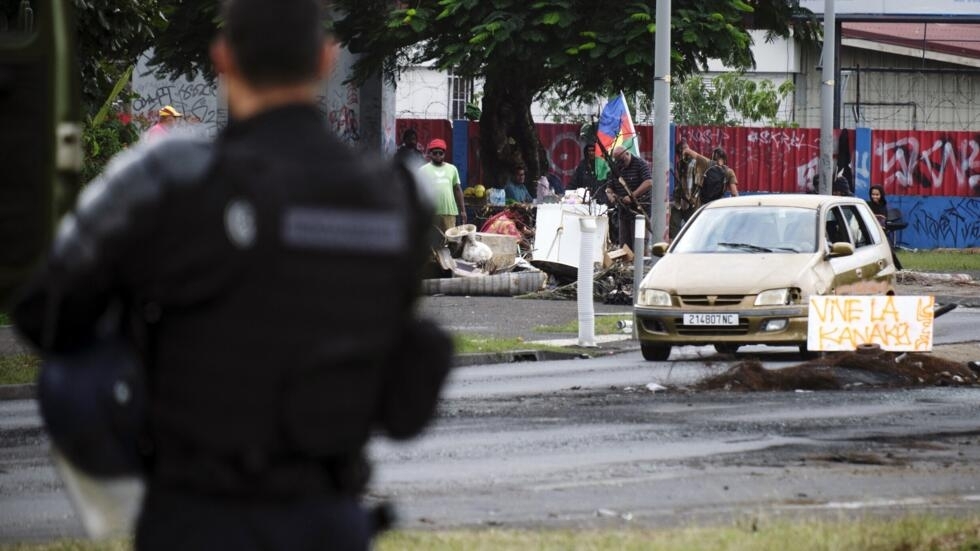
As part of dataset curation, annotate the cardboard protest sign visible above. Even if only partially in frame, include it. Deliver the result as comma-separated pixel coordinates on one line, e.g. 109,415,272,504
807,295,935,351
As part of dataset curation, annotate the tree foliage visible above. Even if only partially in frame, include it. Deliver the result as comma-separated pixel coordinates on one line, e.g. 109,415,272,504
1,0,163,114
145,0,818,185
73,0,164,114
671,71,796,126
332,0,816,185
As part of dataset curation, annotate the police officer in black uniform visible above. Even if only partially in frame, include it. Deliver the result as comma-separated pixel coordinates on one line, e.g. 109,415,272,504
11,0,451,549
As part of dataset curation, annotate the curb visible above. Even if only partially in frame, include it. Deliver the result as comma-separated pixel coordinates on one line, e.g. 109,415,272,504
0,384,35,401
453,344,638,368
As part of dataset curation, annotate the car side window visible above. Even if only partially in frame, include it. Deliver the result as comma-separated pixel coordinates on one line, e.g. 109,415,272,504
841,205,873,248
824,207,850,246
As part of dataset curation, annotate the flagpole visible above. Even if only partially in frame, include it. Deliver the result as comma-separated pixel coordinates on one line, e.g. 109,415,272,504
651,0,671,247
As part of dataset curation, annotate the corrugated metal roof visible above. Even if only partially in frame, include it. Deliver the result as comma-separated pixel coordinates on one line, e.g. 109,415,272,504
842,22,980,61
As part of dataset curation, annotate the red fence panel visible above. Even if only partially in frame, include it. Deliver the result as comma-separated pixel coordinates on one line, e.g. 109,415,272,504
872,130,980,197
395,119,453,159
676,126,823,194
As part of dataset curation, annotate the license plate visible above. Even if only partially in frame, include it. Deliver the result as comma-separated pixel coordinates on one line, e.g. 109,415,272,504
683,313,739,326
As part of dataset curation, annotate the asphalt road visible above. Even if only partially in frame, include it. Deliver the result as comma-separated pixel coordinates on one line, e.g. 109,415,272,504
1,309,978,541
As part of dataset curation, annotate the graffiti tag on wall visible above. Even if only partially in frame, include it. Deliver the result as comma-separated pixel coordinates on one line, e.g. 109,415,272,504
132,51,223,137
874,131,980,197
900,196,980,248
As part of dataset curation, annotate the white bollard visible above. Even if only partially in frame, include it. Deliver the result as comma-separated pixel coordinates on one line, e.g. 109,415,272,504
633,215,646,339
577,217,597,347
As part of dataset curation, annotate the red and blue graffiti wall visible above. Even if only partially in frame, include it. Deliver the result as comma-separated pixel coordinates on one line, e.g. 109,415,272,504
398,119,980,249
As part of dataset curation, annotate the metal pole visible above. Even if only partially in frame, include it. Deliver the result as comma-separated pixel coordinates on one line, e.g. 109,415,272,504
819,0,835,195
651,0,671,243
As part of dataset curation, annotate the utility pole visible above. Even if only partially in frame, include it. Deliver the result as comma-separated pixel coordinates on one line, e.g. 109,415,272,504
651,0,671,242
819,0,835,195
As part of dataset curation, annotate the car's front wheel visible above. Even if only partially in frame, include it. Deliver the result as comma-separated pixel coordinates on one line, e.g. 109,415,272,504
714,344,740,355
641,343,672,361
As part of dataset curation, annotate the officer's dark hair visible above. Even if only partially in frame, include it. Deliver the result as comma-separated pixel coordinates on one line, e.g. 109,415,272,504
402,128,417,141
712,147,727,162
221,0,326,87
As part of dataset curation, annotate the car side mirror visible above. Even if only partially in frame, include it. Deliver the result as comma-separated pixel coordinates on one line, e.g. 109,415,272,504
825,241,854,259
651,242,669,257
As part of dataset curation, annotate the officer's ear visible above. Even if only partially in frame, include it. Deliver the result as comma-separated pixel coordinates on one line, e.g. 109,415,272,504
316,40,339,81
210,37,235,78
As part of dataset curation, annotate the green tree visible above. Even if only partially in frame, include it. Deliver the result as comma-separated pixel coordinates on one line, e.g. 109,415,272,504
146,1,817,186
0,0,161,114
332,0,816,186
671,71,795,126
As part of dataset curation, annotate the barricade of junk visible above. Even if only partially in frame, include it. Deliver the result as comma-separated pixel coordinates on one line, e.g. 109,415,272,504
423,189,636,303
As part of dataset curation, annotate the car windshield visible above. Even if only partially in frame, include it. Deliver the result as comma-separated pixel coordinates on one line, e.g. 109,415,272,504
672,206,818,254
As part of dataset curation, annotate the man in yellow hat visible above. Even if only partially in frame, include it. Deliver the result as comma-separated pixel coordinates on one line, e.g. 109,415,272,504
145,104,183,141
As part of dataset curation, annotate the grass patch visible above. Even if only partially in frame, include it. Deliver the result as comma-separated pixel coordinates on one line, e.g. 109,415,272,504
898,249,980,273
1,516,977,550
535,314,631,335
0,542,131,551
0,354,39,385
0,312,9,326
454,335,567,355
376,516,980,550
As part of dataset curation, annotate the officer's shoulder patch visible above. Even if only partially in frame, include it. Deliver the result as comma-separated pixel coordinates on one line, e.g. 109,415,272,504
282,206,408,255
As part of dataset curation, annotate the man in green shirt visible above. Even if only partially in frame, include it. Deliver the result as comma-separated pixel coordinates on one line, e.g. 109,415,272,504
418,138,467,231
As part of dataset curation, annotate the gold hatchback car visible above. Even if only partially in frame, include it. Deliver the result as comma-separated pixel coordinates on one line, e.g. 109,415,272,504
634,194,898,361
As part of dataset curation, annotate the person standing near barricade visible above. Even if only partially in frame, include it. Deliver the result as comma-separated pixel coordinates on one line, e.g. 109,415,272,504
604,145,652,247
683,145,739,204
419,137,467,231
570,143,600,197
669,139,709,240
394,127,425,170
11,0,452,549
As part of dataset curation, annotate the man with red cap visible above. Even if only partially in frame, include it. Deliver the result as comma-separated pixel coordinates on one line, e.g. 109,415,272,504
418,138,466,231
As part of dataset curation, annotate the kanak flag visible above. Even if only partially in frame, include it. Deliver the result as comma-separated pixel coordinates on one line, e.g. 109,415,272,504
595,92,639,180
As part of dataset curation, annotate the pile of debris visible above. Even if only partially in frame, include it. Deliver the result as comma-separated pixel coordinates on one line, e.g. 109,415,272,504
422,220,547,297
694,345,980,392
421,203,641,301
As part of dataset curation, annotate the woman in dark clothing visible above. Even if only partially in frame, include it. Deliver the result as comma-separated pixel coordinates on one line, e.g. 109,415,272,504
867,184,903,270
867,184,888,224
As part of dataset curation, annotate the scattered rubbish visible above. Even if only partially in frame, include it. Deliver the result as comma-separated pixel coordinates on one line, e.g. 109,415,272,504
693,350,979,392
645,383,667,393
794,389,813,393
895,353,908,363
617,319,633,333
595,508,633,521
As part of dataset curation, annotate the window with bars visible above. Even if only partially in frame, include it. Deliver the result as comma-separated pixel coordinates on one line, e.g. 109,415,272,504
448,69,474,120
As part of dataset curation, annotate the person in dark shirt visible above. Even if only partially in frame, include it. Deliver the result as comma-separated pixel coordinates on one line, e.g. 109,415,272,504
394,128,425,170
867,184,888,223
604,146,652,247
570,143,600,198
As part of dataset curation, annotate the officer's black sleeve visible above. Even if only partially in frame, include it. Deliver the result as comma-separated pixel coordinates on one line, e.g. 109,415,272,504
376,161,453,440
11,138,211,353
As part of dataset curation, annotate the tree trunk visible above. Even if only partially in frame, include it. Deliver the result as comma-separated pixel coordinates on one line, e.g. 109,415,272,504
478,77,545,195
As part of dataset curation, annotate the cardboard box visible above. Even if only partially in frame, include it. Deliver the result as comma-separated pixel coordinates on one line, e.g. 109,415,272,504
603,245,634,268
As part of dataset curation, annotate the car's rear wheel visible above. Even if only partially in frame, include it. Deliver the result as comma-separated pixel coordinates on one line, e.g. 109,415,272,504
641,343,672,361
714,344,740,355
